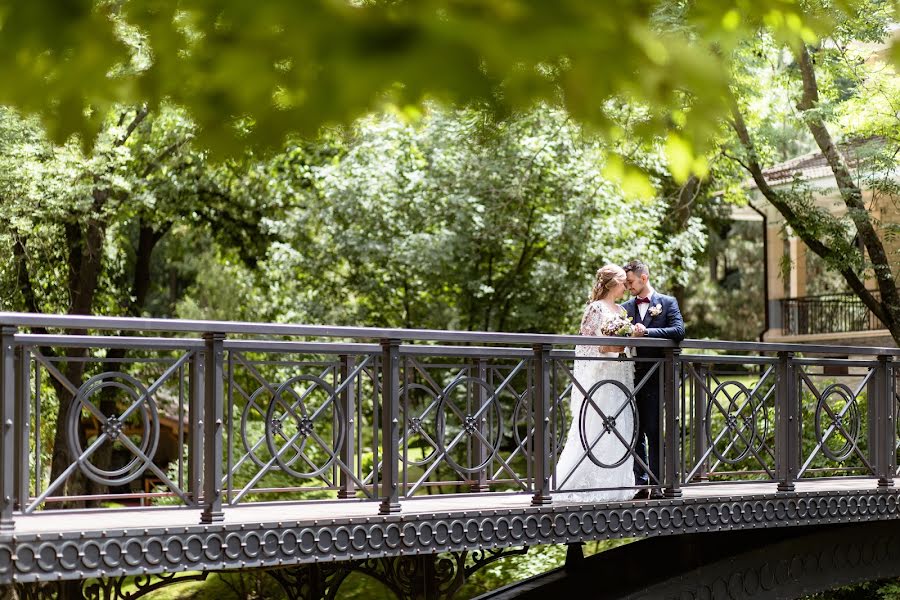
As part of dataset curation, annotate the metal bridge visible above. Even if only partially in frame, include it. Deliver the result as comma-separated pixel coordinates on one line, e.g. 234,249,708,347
0,313,898,598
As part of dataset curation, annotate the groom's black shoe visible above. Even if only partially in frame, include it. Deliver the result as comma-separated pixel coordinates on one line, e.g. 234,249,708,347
632,488,650,500
649,489,665,500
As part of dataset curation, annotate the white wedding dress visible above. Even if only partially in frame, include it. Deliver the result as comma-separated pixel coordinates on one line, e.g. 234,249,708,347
555,301,636,503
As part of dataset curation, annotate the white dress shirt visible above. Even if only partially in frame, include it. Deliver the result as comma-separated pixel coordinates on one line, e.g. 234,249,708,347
637,286,656,321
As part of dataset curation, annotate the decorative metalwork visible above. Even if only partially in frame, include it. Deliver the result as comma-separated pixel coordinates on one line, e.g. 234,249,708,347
9,573,209,600
553,358,646,486
464,546,529,578
798,365,875,477
4,488,898,585
265,375,344,479
578,379,637,469
398,356,529,495
82,572,210,599
263,548,528,600
226,351,377,503
814,383,861,462
267,562,354,600
67,372,161,487
435,376,503,475
24,348,195,512
704,380,771,467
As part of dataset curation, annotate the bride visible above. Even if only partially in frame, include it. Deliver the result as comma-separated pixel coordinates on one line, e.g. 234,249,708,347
555,264,639,503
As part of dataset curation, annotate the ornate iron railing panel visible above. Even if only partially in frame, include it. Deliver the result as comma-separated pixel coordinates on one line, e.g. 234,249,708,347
11,339,203,513
396,351,534,497
679,356,778,484
796,358,878,479
550,353,650,495
222,344,382,504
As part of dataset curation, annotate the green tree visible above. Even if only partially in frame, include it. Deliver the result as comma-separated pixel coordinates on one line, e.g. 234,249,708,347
245,103,706,334
0,104,276,504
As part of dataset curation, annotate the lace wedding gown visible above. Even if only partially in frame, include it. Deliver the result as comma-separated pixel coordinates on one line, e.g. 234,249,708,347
555,301,636,503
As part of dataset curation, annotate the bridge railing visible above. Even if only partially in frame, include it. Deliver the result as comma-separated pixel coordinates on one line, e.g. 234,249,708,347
0,313,897,531
678,348,898,491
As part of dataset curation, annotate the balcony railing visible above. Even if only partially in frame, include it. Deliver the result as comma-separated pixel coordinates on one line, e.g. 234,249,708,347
782,292,884,336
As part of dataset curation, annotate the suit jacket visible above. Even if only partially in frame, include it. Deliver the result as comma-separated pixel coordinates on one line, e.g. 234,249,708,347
622,291,685,360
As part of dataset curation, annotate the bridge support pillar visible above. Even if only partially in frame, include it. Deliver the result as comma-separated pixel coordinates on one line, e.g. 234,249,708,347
470,358,490,493
188,347,205,508
0,326,17,533
663,349,682,498
776,352,798,493
14,346,30,512
379,339,402,514
200,333,225,524
531,344,553,506
875,355,895,489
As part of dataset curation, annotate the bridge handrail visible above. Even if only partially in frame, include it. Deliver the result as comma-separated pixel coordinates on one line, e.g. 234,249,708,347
1,311,897,355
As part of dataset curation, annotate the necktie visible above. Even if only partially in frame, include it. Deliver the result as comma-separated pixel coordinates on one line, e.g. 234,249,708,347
636,297,650,304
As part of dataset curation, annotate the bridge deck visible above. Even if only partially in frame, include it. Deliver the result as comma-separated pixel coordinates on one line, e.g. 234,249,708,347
9,478,886,536
4,478,898,584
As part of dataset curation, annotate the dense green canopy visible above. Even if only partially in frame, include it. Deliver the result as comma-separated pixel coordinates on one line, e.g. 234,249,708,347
0,0,870,167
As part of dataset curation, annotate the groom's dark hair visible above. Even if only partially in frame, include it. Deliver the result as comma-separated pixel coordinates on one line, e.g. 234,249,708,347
623,260,649,277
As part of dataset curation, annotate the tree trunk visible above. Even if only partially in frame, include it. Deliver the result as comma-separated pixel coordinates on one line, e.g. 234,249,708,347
794,45,900,341
45,106,152,501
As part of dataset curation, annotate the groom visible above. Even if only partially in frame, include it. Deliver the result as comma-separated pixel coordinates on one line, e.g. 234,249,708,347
621,260,685,500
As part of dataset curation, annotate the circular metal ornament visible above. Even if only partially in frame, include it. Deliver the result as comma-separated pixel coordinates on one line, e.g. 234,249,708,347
705,380,769,466
435,376,504,474
66,371,160,486
815,383,861,462
241,384,289,469
399,382,441,466
578,379,638,469
264,374,344,479
513,385,568,452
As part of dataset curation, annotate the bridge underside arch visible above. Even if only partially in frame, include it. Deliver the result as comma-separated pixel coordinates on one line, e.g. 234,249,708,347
480,519,900,600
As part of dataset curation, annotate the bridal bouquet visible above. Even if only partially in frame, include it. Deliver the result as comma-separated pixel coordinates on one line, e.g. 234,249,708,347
599,310,635,337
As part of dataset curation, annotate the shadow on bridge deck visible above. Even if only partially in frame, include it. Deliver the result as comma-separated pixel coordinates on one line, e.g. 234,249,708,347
476,517,900,600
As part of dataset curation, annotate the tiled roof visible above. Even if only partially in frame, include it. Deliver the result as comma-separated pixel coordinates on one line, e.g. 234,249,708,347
750,136,884,188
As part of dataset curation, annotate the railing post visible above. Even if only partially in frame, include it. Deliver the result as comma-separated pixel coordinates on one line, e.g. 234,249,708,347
0,326,17,532
470,358,489,493
188,346,205,507
531,344,553,506
776,351,798,493
379,339,402,514
14,346,30,511
338,354,356,499
200,333,225,524
692,363,708,482
876,355,895,489
664,348,682,498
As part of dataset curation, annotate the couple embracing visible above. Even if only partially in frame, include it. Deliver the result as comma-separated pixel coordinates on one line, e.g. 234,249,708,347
555,260,685,503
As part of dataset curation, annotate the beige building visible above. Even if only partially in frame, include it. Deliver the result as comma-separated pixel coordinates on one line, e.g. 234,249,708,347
737,138,899,347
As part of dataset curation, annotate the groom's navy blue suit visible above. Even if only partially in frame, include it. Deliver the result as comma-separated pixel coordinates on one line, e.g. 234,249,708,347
621,291,685,487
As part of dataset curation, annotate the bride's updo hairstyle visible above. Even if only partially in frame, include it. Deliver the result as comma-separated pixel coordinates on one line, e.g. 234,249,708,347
588,264,626,303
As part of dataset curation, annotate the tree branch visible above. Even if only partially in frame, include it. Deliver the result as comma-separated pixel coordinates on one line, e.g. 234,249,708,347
728,95,889,325
116,105,149,147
